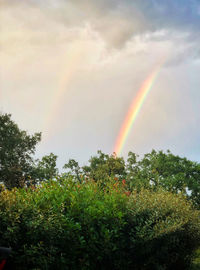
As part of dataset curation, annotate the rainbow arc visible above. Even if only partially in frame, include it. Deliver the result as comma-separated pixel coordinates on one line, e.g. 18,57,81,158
113,59,166,156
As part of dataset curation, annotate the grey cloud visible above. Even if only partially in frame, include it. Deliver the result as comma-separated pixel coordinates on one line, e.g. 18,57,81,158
1,0,200,54
49,0,200,40
2,0,200,46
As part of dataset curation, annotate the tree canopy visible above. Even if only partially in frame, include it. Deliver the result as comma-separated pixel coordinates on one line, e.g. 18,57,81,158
64,150,200,209
30,153,58,185
0,113,41,188
126,150,200,208
0,113,58,188
1,112,200,209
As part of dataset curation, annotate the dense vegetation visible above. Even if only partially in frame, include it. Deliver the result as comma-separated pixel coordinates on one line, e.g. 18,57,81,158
0,178,199,270
0,112,200,269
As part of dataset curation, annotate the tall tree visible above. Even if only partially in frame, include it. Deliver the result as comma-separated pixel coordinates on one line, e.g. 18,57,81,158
126,150,200,208
0,113,41,188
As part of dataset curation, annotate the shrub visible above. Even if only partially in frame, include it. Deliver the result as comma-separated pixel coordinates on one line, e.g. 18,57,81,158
126,189,200,269
0,177,199,269
190,248,200,270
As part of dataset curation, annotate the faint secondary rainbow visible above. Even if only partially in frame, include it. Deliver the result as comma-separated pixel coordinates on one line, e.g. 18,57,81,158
42,42,84,139
114,59,166,156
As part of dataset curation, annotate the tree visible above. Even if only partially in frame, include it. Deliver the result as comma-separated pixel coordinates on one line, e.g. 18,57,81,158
82,150,126,181
63,151,126,184
126,150,200,208
65,149,200,209
30,153,58,185
0,113,41,188
63,159,82,183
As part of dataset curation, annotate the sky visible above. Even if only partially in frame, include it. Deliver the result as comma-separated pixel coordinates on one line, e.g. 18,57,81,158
1,0,200,168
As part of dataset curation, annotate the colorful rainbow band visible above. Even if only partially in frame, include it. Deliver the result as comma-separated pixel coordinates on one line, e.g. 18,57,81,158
113,60,166,156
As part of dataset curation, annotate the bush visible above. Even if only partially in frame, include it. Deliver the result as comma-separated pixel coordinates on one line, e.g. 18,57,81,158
0,177,199,269
190,248,200,270
126,189,200,269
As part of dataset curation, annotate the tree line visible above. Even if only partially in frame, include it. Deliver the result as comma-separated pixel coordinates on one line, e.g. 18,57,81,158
0,112,200,209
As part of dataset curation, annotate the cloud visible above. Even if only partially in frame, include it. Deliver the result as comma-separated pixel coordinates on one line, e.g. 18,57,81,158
0,0,200,165
48,0,200,46
1,0,200,51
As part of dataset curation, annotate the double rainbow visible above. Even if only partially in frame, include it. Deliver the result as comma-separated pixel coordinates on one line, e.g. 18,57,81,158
42,42,84,138
113,60,166,156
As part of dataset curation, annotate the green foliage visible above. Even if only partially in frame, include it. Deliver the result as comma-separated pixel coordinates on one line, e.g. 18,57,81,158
0,112,199,269
30,153,58,184
0,177,199,270
63,159,82,183
65,150,200,209
0,113,41,188
126,150,200,209
127,189,200,269
0,113,58,188
64,150,126,183
191,248,200,270
83,151,126,181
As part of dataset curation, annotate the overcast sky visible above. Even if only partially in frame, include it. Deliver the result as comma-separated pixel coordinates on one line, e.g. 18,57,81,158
1,0,200,168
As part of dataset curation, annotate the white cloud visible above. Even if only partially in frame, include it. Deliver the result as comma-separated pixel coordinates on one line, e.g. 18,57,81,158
0,0,200,165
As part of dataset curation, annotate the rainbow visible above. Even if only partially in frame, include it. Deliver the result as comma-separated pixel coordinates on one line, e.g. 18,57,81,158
113,60,166,156
42,42,84,139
